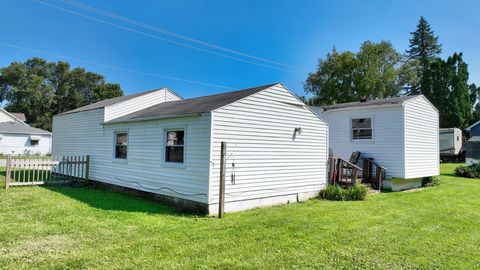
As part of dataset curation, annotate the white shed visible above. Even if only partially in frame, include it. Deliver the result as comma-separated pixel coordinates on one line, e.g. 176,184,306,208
52,83,329,214
311,95,439,191
0,108,51,156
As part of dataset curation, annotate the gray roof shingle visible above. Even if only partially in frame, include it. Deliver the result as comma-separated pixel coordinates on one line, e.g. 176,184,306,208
105,83,278,124
59,88,169,115
0,121,51,135
318,95,421,111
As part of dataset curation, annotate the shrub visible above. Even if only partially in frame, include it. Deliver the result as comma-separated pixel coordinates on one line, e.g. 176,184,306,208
319,184,368,201
455,163,480,178
422,176,440,187
345,183,369,200
319,185,344,201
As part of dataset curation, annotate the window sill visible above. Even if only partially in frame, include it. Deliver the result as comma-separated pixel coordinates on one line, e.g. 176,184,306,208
351,139,374,143
162,162,186,168
112,158,128,164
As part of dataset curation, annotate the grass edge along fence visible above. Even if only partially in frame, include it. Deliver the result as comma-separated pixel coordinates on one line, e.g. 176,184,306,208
4,155,90,189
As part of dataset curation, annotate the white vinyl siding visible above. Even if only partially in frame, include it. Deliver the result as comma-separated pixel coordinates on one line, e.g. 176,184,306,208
53,109,211,204
104,89,182,122
322,106,405,178
0,110,17,123
404,96,439,178
0,133,51,155
209,85,328,212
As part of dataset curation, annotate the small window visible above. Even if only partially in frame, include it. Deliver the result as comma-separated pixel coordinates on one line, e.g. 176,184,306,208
165,130,184,163
115,132,128,159
30,140,39,146
351,118,372,140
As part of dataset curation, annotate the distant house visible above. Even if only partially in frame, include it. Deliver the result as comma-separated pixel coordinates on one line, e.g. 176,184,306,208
52,84,329,214
466,120,480,137
311,95,439,191
0,108,51,155
464,121,480,165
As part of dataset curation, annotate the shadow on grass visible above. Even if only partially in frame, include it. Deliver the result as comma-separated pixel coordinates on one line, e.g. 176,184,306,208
441,173,458,177
44,186,196,217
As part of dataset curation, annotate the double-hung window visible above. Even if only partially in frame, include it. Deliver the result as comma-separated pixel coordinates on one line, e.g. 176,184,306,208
351,118,372,140
115,132,128,159
165,130,184,163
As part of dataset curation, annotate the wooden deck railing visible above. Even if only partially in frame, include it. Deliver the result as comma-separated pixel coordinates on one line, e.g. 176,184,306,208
362,158,387,190
329,157,363,186
4,155,90,189
328,157,387,190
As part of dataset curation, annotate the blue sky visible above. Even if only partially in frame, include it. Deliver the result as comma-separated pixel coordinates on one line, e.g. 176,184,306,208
1,0,479,98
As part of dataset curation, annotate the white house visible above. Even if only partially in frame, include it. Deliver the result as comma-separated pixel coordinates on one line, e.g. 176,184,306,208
311,95,439,191
52,84,329,214
0,108,51,156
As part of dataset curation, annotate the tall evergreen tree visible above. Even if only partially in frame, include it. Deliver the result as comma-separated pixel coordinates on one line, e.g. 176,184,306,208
406,16,442,95
407,16,442,61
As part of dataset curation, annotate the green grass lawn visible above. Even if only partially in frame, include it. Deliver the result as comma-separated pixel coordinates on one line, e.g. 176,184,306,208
1,164,480,269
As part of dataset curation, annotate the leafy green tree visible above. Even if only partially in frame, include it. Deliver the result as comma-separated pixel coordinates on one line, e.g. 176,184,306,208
304,41,403,105
398,58,421,94
0,57,123,130
406,16,442,94
356,41,402,98
304,48,357,105
421,53,472,128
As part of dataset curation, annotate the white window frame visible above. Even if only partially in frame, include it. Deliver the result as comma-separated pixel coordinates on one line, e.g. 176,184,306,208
113,130,129,162
162,126,186,168
350,115,374,142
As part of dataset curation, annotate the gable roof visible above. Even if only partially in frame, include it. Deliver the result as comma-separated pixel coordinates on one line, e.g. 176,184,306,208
0,121,51,135
58,88,180,116
318,95,421,111
105,83,278,124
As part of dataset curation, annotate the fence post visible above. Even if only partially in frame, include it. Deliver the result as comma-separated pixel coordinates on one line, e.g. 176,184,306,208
5,155,11,189
218,142,226,218
85,155,90,181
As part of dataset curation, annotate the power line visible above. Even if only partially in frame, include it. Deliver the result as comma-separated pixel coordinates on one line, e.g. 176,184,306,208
0,41,235,90
31,0,294,72
60,0,296,69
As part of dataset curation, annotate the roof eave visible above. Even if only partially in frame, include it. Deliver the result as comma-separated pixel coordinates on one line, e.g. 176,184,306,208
467,120,480,131
320,103,404,113
0,131,51,135
103,113,204,125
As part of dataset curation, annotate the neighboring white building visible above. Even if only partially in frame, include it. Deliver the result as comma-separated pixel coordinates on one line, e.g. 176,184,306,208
0,108,51,156
52,84,329,214
312,95,439,191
